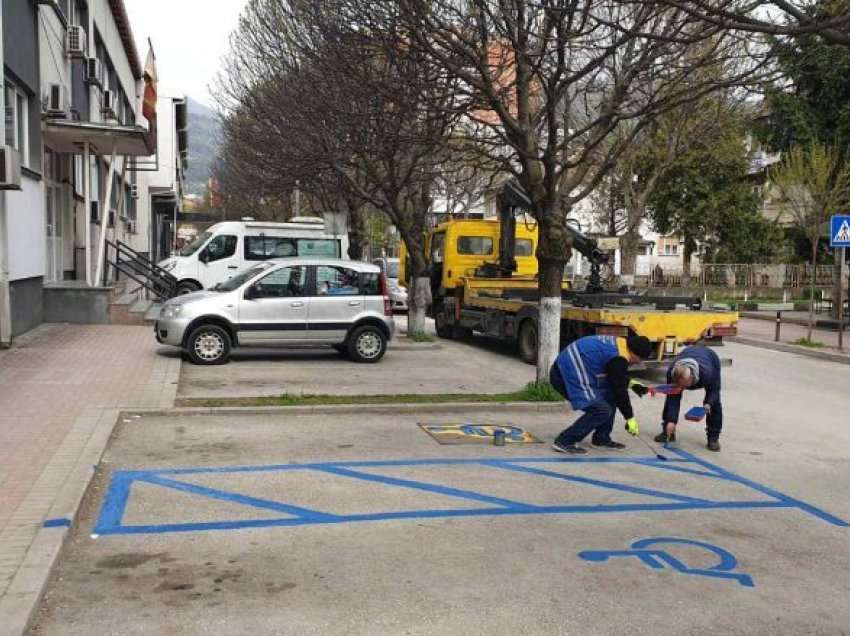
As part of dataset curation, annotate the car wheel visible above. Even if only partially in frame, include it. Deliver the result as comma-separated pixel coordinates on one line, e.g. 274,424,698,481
347,325,387,363
518,318,538,365
187,324,231,365
176,281,201,296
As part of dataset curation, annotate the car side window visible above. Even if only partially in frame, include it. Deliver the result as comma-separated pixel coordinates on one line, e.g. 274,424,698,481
204,235,237,262
457,236,493,255
315,266,361,296
252,266,307,298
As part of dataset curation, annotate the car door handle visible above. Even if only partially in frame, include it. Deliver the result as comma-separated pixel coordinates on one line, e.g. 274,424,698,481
290,301,305,308
227,265,238,269
348,300,362,306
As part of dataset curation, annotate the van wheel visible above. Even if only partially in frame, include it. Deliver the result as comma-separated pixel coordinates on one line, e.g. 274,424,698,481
348,326,387,363
177,281,201,295
187,324,231,365
518,319,538,365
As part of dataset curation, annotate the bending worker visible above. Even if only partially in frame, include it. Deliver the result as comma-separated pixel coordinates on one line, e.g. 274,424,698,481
655,345,723,452
549,333,655,455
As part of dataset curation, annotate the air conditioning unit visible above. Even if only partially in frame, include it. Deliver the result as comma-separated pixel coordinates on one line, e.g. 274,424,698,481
44,84,68,118
101,90,116,119
66,25,87,59
127,220,137,234
0,146,23,191
86,58,104,88
90,201,100,223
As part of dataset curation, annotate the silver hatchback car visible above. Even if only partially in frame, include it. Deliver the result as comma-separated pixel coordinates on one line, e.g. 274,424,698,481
155,258,395,365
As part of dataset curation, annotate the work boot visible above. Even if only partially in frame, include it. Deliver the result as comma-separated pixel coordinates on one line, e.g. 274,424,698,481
707,438,721,452
590,440,626,451
551,441,588,455
654,431,675,444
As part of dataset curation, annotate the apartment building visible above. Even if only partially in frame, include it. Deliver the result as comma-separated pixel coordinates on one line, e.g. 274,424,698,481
0,0,186,343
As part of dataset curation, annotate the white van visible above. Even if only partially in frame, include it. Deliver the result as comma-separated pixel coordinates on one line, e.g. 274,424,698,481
159,217,350,295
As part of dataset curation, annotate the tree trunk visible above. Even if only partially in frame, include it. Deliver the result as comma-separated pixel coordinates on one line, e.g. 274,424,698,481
620,226,640,278
409,277,431,335
346,202,368,261
538,257,564,384
682,236,695,288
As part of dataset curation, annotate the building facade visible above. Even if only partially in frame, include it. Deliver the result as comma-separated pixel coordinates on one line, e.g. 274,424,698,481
0,0,186,344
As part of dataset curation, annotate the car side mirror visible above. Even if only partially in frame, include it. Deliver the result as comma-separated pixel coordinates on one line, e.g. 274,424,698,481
244,285,258,300
199,251,209,264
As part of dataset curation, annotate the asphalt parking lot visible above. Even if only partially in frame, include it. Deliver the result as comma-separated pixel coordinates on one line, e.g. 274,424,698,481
32,343,850,635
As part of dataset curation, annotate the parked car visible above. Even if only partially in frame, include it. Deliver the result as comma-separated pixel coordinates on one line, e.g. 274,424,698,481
158,218,350,295
372,257,408,312
155,258,394,365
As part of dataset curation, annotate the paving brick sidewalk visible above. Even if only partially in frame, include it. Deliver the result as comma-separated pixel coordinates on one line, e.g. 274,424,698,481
0,324,179,631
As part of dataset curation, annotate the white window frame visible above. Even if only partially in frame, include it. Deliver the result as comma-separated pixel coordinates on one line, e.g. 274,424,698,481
4,81,30,168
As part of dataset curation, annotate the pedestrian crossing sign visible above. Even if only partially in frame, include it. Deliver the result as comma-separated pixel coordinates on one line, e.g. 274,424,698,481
831,215,850,247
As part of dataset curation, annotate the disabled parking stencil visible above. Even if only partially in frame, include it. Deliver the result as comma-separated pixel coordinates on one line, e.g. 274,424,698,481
580,537,755,587
418,422,543,444
92,447,849,536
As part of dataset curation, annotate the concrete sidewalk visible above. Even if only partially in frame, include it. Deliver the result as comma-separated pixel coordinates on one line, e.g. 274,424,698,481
734,318,850,363
0,324,180,635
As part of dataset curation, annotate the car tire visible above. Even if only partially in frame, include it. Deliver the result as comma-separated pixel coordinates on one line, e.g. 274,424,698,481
187,324,231,365
518,318,538,365
176,281,202,295
333,343,349,358
347,325,387,363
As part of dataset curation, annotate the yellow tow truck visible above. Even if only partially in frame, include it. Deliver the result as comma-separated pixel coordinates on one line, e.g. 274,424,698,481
400,181,738,366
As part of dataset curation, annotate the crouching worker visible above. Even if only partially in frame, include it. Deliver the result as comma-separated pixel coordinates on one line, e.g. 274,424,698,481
655,346,723,452
549,334,655,455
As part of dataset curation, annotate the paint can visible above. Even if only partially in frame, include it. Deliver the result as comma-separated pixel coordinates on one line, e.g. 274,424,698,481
493,429,506,446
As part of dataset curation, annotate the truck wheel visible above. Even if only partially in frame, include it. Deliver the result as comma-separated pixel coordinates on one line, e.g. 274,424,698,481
347,326,387,363
518,319,538,365
187,324,231,365
176,281,201,295
434,304,454,339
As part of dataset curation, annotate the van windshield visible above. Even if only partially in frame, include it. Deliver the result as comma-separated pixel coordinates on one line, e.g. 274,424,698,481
214,263,272,292
180,232,212,257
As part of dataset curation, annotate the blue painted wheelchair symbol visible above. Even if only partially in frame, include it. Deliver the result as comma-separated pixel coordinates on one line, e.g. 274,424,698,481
579,537,754,588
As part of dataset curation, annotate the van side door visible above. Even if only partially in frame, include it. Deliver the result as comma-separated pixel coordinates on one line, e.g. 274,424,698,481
198,234,239,288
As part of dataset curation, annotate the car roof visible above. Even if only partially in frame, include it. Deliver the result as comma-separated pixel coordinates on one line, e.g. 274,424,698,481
266,257,380,272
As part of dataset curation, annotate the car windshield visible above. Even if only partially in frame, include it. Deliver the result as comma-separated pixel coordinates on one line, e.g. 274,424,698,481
214,263,272,292
180,232,212,257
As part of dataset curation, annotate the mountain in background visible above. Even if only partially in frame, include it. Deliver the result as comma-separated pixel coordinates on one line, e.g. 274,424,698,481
185,98,221,197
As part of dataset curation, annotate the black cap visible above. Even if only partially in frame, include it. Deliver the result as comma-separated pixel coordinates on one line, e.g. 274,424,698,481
627,334,654,360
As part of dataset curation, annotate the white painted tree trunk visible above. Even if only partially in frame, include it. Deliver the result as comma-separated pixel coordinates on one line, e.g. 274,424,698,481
537,296,562,384
408,276,431,336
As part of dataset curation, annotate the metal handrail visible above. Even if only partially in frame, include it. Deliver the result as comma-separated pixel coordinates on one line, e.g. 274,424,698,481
105,240,178,300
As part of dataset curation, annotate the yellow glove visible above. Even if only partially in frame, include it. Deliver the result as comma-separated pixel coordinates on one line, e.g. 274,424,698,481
625,418,640,437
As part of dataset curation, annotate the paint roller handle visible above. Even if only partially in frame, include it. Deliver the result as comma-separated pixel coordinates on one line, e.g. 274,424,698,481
629,380,650,398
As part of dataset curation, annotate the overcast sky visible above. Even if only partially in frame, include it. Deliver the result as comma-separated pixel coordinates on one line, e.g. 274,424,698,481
124,0,249,107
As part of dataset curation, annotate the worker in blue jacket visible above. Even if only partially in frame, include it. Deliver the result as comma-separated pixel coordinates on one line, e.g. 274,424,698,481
655,345,723,452
549,333,655,455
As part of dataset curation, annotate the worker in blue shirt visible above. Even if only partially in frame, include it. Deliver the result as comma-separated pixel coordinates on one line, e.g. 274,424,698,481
549,333,655,455
655,345,723,452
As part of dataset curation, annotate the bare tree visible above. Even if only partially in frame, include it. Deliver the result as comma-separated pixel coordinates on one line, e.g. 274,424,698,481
216,0,465,335
772,143,850,339
662,0,850,47
392,1,770,381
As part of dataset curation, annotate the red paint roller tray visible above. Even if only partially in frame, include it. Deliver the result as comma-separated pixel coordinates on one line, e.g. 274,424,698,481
650,384,683,396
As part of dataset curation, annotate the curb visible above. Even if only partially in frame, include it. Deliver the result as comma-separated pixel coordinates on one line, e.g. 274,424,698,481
728,336,850,366
126,401,569,418
740,312,849,330
0,410,119,636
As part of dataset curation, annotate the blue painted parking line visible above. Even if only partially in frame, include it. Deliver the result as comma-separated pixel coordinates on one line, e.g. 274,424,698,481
92,448,849,536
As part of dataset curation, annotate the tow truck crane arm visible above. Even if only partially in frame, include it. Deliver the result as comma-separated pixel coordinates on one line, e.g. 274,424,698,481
488,181,608,293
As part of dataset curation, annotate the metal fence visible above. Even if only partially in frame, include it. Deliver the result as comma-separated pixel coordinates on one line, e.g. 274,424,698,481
645,264,838,289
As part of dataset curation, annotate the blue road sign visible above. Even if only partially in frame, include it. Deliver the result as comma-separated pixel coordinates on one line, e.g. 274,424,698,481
831,215,850,248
